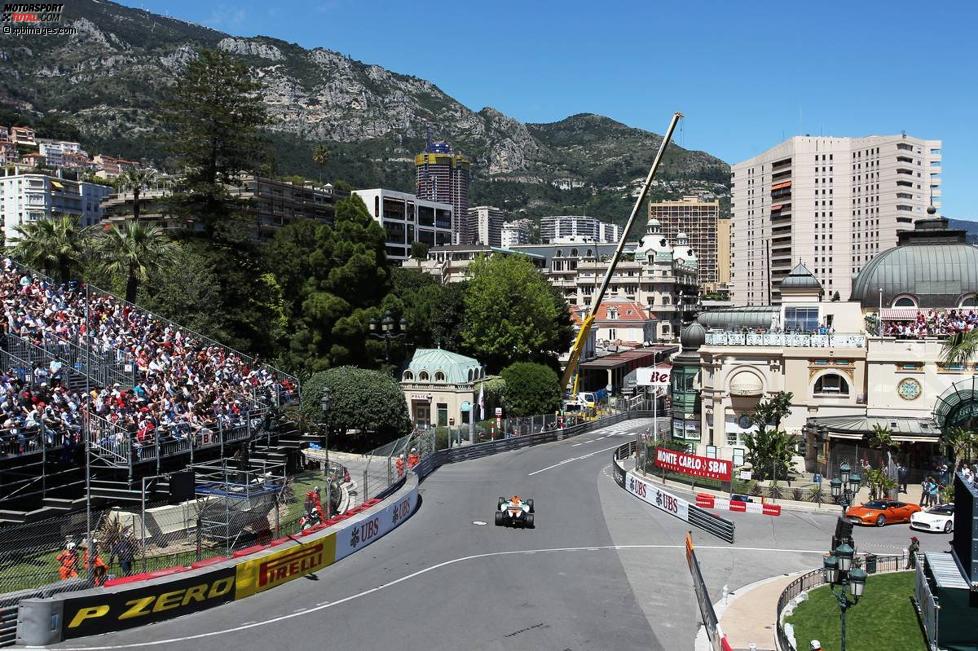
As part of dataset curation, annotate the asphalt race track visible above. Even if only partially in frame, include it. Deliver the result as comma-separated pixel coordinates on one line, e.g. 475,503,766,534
48,419,950,651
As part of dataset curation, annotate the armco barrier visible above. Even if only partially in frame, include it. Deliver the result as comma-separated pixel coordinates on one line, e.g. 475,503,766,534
613,442,735,543
17,411,650,645
17,483,418,646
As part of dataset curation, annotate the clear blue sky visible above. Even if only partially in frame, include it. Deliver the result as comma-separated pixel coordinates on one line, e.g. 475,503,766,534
124,0,978,220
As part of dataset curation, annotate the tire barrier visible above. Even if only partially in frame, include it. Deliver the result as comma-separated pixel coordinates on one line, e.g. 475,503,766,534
613,442,735,543
16,483,418,646
695,493,782,516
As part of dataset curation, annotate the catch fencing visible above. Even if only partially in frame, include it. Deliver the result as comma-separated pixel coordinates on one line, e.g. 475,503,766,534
775,553,906,651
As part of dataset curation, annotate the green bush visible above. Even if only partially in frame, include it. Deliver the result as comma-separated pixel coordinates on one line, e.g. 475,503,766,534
500,362,560,417
300,366,411,450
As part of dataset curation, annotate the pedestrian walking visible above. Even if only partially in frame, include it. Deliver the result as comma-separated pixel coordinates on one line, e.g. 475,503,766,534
110,536,136,576
897,463,908,493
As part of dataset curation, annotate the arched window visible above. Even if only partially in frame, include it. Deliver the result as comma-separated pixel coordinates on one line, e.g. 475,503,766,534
571,248,578,257
467,369,473,382
892,295,917,308
960,294,977,308
434,371,446,382
586,249,593,257
556,250,563,258
418,371,429,382
814,374,850,396
402,370,414,381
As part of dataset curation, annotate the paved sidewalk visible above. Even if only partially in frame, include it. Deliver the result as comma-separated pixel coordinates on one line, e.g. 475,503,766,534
715,573,799,651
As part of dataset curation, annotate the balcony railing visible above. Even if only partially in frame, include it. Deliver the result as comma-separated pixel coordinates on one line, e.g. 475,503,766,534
704,332,866,348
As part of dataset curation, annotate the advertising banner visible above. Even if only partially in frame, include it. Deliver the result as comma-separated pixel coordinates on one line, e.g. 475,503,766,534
234,535,337,600
612,457,627,489
636,365,671,387
335,488,417,561
655,448,732,482
624,470,689,522
61,567,236,639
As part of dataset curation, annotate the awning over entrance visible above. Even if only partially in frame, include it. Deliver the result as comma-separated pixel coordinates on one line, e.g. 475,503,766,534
729,371,763,397
880,308,920,320
934,375,978,431
807,415,941,443
460,401,471,413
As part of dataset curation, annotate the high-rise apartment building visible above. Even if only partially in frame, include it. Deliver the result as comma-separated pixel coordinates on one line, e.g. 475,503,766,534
468,206,504,247
649,196,719,290
730,134,942,305
416,140,471,244
540,215,619,243
501,219,532,247
716,215,731,289
0,170,111,245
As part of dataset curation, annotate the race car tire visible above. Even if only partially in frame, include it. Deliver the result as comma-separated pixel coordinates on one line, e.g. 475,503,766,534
495,511,504,526
526,499,535,513
526,513,535,529
876,515,886,528
497,497,507,508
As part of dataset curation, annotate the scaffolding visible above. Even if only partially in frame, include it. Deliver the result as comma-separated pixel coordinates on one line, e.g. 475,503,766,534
192,459,287,555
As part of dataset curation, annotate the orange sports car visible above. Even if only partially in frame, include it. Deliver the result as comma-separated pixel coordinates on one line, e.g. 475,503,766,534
845,500,921,527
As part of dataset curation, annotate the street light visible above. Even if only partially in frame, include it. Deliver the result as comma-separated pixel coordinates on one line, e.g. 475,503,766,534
369,311,408,362
831,460,863,513
320,387,332,519
822,541,868,651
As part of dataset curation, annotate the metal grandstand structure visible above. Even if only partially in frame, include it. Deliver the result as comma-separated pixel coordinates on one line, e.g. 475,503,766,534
0,257,301,517
192,458,286,554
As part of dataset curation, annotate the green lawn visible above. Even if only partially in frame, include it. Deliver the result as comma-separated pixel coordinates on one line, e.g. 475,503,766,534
786,571,927,651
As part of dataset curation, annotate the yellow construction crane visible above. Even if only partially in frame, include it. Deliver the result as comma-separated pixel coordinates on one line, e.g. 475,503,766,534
559,111,684,398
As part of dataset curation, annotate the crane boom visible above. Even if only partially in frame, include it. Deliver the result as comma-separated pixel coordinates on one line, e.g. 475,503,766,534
559,111,684,395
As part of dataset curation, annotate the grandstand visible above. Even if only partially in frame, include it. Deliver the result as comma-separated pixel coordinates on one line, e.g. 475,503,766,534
0,258,303,523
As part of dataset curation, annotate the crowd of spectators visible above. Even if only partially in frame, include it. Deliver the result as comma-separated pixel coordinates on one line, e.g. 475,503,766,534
0,258,297,459
883,308,978,339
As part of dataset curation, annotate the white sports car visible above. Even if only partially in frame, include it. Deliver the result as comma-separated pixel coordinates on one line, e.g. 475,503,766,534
495,496,535,528
910,503,954,533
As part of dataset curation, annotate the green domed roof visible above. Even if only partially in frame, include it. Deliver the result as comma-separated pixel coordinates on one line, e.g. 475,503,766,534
850,223,978,308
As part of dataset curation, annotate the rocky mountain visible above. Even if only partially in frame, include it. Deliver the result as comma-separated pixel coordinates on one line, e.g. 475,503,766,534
0,0,730,221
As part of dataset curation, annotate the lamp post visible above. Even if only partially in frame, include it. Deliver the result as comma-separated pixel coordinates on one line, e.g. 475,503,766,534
830,461,863,513
369,312,408,363
319,388,332,519
822,542,868,651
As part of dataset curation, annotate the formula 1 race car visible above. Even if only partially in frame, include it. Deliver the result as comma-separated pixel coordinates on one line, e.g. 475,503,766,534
495,496,535,528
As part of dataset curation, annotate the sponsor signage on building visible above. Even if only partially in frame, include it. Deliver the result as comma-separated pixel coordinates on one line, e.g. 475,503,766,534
624,470,689,522
234,536,337,599
61,567,236,639
655,448,732,482
636,365,671,387
335,490,417,561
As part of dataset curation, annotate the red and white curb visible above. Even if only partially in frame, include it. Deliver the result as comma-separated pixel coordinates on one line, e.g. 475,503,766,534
696,493,781,516
716,623,733,651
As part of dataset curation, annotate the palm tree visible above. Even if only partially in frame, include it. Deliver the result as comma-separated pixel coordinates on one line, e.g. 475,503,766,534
312,145,329,182
117,168,158,222
97,222,176,304
11,216,88,282
867,423,893,456
942,426,977,464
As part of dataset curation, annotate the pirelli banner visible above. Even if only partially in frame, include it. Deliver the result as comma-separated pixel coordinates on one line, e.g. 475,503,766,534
61,567,236,639
234,535,337,600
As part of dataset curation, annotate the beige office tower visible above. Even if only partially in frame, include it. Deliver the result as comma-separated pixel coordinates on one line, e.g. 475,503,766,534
649,196,720,290
730,135,942,305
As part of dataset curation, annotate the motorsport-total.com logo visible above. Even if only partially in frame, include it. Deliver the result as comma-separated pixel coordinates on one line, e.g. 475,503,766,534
1,3,76,36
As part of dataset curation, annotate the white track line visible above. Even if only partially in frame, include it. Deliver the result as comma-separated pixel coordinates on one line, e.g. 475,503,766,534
56,544,826,650
527,442,628,476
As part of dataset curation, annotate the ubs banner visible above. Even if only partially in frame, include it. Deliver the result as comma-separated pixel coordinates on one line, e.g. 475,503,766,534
335,489,417,561
235,535,337,599
61,567,236,639
655,448,732,482
625,470,689,522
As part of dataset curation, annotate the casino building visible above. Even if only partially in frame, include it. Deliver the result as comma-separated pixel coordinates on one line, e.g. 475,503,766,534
672,215,978,479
